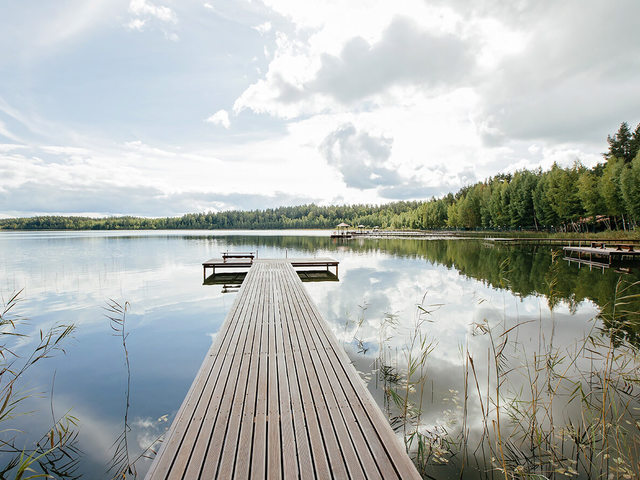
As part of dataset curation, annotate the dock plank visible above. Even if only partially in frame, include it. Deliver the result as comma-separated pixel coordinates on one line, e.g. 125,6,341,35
182,266,264,478
284,268,384,480
145,264,261,479
147,259,420,479
278,269,333,479
275,270,315,478
285,266,410,479
283,265,369,479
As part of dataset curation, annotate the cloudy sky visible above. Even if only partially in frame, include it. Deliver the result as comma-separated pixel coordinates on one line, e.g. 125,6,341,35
1,0,639,217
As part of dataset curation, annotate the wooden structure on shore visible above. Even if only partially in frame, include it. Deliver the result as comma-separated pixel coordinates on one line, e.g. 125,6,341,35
147,259,419,479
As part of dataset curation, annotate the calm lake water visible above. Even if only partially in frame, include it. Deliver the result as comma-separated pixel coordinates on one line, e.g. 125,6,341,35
1,230,638,478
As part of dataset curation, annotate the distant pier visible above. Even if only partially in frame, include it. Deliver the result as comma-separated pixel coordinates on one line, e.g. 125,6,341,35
563,243,640,268
487,237,640,247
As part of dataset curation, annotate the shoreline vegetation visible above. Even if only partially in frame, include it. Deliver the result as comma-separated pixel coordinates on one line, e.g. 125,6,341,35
371,274,640,479
2,122,640,235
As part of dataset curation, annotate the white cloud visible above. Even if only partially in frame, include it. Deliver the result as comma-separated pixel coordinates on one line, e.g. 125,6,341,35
253,21,272,34
126,0,179,40
308,17,474,103
0,131,345,215
127,18,146,31
40,145,90,156
205,110,230,129
165,31,179,42
2,0,639,217
129,0,177,24
320,123,398,189
233,7,479,119
0,120,21,143
0,143,26,153
229,0,640,202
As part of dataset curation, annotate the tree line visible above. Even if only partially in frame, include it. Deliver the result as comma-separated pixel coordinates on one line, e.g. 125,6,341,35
408,121,640,232
1,122,639,232
0,202,422,231
396,121,640,232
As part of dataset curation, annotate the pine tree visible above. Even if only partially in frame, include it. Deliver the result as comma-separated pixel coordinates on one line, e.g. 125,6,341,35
577,170,604,229
620,154,640,226
600,157,627,229
630,123,640,162
605,122,633,163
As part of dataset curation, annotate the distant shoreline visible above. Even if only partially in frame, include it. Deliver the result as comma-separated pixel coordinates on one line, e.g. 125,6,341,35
1,225,638,241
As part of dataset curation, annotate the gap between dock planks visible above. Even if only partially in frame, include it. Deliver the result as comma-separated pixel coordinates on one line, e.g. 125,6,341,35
146,260,420,480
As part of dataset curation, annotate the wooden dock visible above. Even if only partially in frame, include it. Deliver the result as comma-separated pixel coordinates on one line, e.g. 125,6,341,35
147,259,419,479
488,237,640,246
203,257,339,280
563,245,640,266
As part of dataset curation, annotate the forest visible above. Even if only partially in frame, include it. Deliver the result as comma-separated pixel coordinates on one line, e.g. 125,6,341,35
1,122,639,232
412,121,640,232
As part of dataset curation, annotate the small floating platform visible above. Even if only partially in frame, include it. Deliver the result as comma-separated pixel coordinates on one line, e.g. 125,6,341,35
147,259,419,479
203,256,339,281
563,244,640,266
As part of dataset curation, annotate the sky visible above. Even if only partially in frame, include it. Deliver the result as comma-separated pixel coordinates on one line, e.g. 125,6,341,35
1,0,639,218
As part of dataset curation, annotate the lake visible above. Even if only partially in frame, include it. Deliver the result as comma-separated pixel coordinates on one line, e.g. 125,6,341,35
1,230,638,479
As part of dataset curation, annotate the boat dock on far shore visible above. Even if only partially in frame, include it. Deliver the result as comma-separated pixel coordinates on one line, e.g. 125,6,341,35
563,242,640,268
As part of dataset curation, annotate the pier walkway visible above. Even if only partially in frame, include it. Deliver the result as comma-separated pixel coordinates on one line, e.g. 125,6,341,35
146,259,419,479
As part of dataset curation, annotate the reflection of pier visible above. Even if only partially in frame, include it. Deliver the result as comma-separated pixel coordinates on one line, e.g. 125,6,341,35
147,259,419,479
564,255,610,272
203,271,247,286
204,269,339,291
221,284,242,294
563,244,640,267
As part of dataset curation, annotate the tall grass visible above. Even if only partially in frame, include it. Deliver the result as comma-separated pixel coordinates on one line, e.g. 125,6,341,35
106,299,165,480
0,290,79,479
369,268,640,478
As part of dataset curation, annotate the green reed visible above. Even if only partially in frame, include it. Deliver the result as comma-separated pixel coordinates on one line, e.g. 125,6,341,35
0,289,79,479
106,299,166,480
369,271,640,479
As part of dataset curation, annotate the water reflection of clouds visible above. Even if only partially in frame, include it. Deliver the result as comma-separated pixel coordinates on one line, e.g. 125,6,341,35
0,232,611,477
3,241,238,353
0,233,242,477
22,393,169,476
306,247,604,450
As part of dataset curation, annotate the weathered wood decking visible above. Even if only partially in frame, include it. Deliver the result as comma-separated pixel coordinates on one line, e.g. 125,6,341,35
147,259,419,479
